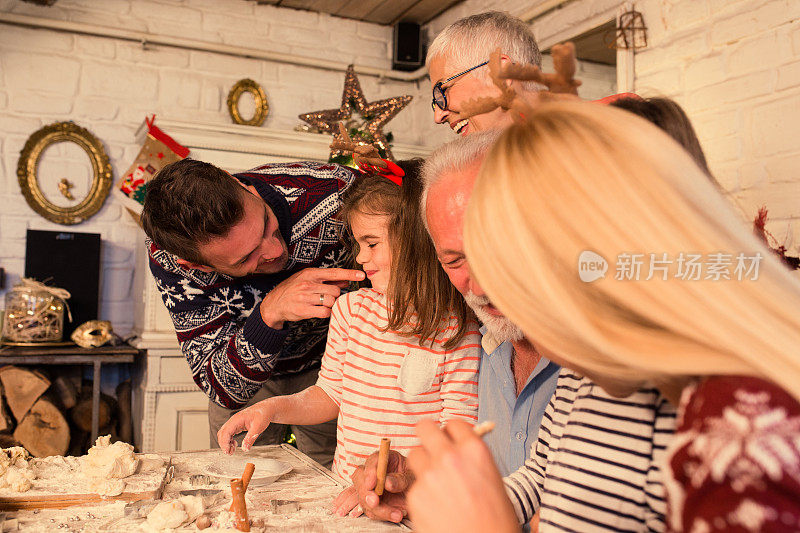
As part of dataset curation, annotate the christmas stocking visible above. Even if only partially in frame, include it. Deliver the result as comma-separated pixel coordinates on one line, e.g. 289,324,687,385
117,115,189,218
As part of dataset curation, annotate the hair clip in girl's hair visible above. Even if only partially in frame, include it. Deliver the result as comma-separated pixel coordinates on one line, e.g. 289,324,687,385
357,159,404,186
330,123,404,185
594,92,642,105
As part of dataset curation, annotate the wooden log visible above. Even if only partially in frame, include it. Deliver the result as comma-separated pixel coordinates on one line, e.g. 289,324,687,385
98,424,118,443
0,366,51,422
67,425,116,456
0,433,22,449
13,396,70,457
0,383,13,432
52,376,78,410
67,427,89,457
70,386,115,433
115,380,133,444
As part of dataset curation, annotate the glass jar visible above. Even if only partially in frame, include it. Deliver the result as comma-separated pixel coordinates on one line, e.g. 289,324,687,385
2,285,65,342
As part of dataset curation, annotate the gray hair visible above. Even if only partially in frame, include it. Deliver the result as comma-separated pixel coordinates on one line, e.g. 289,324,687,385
420,130,503,228
427,11,542,90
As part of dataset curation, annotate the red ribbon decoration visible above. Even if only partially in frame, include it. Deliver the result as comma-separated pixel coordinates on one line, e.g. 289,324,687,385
145,115,190,158
593,92,642,105
357,158,404,186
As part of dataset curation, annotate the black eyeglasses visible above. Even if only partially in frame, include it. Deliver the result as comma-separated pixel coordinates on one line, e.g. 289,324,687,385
431,60,489,111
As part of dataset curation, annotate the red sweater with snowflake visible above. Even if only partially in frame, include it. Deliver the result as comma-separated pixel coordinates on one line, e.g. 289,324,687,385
666,375,800,532
147,161,357,409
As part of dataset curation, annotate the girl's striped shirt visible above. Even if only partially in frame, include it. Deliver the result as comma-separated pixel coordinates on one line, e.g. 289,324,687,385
316,288,481,481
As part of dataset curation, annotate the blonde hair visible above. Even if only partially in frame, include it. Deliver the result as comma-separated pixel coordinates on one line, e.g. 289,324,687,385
463,101,800,399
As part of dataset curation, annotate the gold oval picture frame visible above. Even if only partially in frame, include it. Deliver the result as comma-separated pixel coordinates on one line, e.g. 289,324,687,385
17,122,113,225
227,78,269,126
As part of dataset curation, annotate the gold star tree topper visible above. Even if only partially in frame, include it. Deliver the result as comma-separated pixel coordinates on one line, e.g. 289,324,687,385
299,65,412,160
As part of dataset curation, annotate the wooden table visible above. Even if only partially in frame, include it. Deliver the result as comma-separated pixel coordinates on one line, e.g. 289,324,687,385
2,445,409,532
0,344,141,442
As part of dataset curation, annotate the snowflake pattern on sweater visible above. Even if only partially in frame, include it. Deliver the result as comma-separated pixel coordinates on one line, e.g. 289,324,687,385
147,161,357,409
665,376,800,532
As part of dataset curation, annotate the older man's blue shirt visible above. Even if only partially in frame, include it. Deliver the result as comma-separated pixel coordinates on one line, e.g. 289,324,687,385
477,328,560,477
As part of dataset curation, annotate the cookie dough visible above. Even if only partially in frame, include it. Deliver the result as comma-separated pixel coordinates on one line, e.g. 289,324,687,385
82,435,138,480
146,495,204,530
0,447,35,492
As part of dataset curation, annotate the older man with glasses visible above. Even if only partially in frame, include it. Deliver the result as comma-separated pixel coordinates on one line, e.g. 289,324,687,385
427,11,544,136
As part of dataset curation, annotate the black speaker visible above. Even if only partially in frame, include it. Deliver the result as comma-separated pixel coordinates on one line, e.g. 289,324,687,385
393,22,423,71
24,229,102,337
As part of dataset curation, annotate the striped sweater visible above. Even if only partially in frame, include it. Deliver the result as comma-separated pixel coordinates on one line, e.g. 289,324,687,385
504,369,677,532
316,288,481,481
147,161,357,409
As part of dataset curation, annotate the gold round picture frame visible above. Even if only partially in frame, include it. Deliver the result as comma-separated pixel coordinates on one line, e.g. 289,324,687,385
227,78,269,126
16,122,113,225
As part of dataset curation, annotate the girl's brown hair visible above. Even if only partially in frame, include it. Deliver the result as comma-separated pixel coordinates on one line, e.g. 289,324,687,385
340,159,470,349
609,96,711,176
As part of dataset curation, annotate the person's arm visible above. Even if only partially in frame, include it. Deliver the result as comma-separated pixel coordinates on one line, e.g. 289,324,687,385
217,287,359,454
407,419,519,533
335,449,413,522
438,325,481,424
217,385,338,453
255,267,363,329
149,249,286,410
149,245,363,409
327,290,410,520
313,292,351,407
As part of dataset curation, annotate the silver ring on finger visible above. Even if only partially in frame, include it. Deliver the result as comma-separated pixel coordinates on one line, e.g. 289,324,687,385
319,293,325,306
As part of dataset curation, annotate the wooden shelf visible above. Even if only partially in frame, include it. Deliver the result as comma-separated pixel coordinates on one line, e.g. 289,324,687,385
0,344,142,443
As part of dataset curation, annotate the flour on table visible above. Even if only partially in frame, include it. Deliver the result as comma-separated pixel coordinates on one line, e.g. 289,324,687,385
88,477,126,497
145,495,205,530
0,446,35,492
208,510,265,532
179,494,205,522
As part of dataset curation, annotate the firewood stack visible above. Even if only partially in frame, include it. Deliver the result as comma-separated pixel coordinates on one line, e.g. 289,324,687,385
0,366,132,457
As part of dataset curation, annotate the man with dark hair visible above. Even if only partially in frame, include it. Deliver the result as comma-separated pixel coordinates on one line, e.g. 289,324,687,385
141,158,365,466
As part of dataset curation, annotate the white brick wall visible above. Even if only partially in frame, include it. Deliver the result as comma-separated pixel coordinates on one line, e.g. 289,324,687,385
634,0,800,254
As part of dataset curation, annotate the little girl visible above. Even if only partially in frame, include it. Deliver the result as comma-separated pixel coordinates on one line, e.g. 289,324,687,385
217,159,481,493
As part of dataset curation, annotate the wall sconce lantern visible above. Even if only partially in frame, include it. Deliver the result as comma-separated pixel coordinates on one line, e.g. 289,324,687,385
613,8,648,50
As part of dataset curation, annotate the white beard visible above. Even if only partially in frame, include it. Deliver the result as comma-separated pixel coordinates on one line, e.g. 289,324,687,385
464,291,524,343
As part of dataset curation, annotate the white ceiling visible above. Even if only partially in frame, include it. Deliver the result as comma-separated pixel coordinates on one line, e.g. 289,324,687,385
246,0,464,25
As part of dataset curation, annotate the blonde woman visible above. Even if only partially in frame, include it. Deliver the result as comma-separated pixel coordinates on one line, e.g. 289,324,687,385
406,102,800,533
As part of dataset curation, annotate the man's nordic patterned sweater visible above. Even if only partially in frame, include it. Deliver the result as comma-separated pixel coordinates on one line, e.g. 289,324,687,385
147,161,357,409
